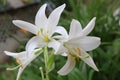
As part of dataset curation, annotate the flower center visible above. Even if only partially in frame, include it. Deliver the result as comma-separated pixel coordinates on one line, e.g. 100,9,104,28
16,58,23,68
37,29,50,42
64,43,90,59
43,35,50,42
69,47,81,58
37,28,43,36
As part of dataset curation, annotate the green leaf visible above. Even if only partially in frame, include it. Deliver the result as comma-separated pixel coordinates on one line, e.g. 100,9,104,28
68,68,86,80
88,70,94,80
47,52,55,72
34,48,43,55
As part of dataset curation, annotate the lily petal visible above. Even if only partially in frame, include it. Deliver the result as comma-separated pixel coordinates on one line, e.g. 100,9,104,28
16,65,26,80
16,53,40,80
53,26,68,38
57,55,75,75
48,40,61,54
4,51,25,58
80,50,99,71
26,36,46,55
5,50,43,80
55,43,68,55
79,37,100,51
68,36,100,51
61,52,68,56
13,20,37,35
82,17,96,36
35,4,47,28
47,4,66,30
69,19,82,39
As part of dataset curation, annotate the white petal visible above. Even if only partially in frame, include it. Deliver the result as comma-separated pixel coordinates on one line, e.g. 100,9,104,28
13,20,37,35
69,19,82,39
52,35,66,41
16,66,26,80
25,36,45,55
80,50,99,71
53,26,68,38
55,43,68,55
16,53,40,80
79,37,100,51
48,40,61,54
35,4,47,28
47,4,66,30
4,51,25,58
61,52,68,56
82,17,96,36
68,36,100,51
57,55,75,75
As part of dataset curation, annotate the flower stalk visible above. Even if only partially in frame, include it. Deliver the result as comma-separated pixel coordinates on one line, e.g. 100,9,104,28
39,67,45,80
44,47,50,80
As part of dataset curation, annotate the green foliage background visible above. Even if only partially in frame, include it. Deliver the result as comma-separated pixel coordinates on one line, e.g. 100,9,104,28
0,0,120,80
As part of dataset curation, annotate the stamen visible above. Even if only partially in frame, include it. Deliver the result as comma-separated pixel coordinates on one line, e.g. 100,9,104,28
73,48,77,52
19,29,27,33
72,47,81,56
44,35,50,42
34,48,43,55
16,58,23,68
77,48,81,56
69,52,76,58
6,65,21,71
37,30,41,36
79,54,90,59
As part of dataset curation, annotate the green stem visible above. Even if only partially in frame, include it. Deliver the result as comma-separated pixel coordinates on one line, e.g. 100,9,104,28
39,67,45,80
44,47,48,67
44,47,50,80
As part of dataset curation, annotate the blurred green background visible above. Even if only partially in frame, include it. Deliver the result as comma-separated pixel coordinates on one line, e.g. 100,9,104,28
0,0,120,80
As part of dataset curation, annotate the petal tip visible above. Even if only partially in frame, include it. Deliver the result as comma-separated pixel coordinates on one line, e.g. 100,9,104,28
72,19,77,22
95,68,99,72
72,19,79,24
93,17,96,21
97,69,99,72
12,20,20,24
63,3,66,7
96,37,101,42
43,3,47,7
4,51,9,55
12,20,17,23
4,51,13,56
60,3,66,9
92,64,99,72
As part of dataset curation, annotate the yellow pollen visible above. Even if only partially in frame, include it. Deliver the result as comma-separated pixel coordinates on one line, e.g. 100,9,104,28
16,58,23,68
19,29,27,33
69,52,76,58
44,35,49,42
77,48,81,56
37,30,41,36
72,47,81,56
73,48,77,52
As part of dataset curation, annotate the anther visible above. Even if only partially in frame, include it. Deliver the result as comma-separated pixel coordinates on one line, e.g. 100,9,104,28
77,48,81,56
16,58,23,68
37,30,41,36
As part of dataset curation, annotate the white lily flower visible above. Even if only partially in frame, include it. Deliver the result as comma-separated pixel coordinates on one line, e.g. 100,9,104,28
12,4,67,54
57,17,101,75
4,49,43,80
